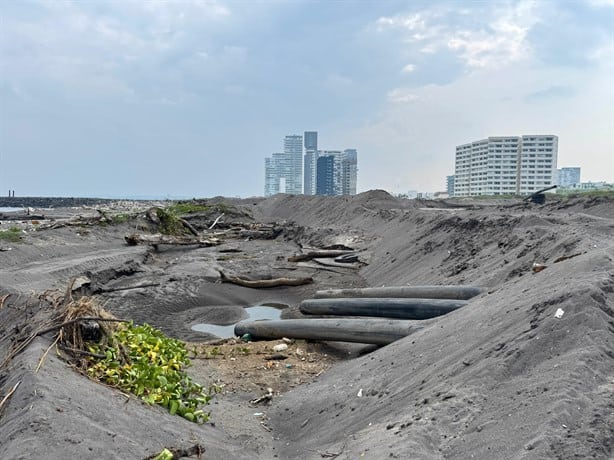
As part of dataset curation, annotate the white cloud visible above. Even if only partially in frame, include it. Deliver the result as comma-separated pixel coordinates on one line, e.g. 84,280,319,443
401,64,416,74
376,1,539,69
387,88,419,103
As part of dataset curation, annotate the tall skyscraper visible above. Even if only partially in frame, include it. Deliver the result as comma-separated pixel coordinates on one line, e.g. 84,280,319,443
316,155,335,196
454,135,558,197
303,131,318,195
264,134,304,197
341,149,358,196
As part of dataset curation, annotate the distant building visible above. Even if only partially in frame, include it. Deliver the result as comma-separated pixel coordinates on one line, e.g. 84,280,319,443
313,149,357,196
454,135,558,197
303,131,318,195
557,167,581,187
264,134,304,196
341,149,358,196
446,175,455,197
316,155,335,195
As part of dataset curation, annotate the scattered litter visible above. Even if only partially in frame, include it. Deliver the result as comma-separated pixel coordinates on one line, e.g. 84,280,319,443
532,263,547,273
282,337,294,344
554,308,565,319
250,388,273,405
253,412,264,416
273,343,288,352
240,333,252,342
285,364,292,369
357,388,363,398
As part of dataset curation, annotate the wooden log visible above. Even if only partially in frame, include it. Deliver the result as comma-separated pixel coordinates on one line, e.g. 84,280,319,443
218,270,313,288
124,233,219,247
288,250,355,262
234,318,424,345
300,298,467,320
313,285,482,300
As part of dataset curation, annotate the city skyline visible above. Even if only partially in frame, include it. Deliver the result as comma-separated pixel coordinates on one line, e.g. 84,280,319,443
1,1,612,198
265,132,358,197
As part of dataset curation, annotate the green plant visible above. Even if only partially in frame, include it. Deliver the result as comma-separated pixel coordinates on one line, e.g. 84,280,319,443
155,208,185,235
87,322,213,423
0,226,22,243
167,203,211,214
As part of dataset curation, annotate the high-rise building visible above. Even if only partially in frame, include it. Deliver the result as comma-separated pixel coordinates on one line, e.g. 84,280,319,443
264,135,304,196
454,135,558,197
316,155,335,196
341,149,358,196
557,167,581,187
446,175,455,196
314,149,358,196
303,131,318,195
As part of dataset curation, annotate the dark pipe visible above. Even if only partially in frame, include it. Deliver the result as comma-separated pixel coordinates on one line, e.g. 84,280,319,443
234,318,424,345
300,297,467,320
313,286,482,300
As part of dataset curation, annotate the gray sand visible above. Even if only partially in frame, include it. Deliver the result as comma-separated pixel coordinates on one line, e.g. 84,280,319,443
1,191,612,459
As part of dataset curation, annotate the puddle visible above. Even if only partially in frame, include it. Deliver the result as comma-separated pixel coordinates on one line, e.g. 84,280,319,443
192,306,282,338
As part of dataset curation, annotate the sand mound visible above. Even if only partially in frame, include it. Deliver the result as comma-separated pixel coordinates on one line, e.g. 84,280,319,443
1,192,612,459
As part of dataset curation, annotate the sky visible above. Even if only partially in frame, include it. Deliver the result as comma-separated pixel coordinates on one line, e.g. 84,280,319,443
1,0,613,198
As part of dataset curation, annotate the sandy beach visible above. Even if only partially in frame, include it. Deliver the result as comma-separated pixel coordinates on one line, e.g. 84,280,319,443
0,190,612,459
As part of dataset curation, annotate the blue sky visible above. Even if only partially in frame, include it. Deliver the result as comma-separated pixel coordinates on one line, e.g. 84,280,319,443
1,0,613,198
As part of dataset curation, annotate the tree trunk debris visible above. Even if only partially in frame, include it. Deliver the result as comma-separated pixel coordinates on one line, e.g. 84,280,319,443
124,233,219,247
217,270,313,288
288,249,355,262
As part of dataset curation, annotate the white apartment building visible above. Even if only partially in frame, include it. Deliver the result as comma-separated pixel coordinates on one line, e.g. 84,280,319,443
454,135,558,197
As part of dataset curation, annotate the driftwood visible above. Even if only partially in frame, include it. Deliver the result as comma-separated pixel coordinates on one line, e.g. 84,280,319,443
124,233,219,247
209,213,225,229
94,282,161,294
217,270,313,288
288,250,355,262
179,218,199,236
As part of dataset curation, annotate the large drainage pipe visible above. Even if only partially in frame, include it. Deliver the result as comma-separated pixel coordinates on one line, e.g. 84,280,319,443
300,297,467,320
313,285,482,301
234,318,424,345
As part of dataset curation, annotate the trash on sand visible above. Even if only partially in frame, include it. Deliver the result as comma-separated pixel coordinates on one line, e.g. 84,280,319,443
250,388,273,405
532,263,547,273
357,388,363,398
273,343,288,352
241,333,252,342
554,308,564,319
285,364,292,369
253,412,264,416
282,337,294,344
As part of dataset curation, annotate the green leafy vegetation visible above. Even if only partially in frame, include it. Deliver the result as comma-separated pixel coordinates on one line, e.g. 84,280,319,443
87,322,214,423
155,208,186,235
167,201,230,215
0,226,22,243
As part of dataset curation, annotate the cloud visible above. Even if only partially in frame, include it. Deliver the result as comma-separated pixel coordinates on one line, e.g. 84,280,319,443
376,1,539,70
387,88,419,103
401,64,416,74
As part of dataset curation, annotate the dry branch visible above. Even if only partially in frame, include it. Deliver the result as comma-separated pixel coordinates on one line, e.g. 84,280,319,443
288,249,354,262
209,213,225,229
217,270,313,288
95,282,161,294
0,381,21,414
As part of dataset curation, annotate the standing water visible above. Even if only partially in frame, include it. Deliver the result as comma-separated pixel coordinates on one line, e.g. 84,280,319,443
191,305,282,338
